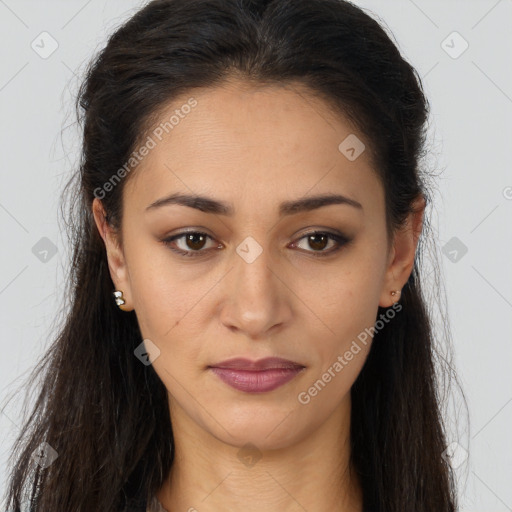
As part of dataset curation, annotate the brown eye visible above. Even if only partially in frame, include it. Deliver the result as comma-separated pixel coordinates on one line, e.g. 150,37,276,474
162,230,350,259
183,233,208,250
292,231,349,256
162,231,218,258
306,233,329,251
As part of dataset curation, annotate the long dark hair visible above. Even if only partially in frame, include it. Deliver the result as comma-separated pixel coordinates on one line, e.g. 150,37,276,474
2,0,460,510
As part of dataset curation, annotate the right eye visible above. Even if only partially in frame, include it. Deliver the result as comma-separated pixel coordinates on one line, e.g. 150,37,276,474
161,231,221,258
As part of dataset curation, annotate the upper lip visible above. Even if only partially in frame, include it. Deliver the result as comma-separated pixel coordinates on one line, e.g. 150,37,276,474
208,357,305,371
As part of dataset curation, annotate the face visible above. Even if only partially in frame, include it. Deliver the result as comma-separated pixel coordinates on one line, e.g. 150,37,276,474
93,79,422,451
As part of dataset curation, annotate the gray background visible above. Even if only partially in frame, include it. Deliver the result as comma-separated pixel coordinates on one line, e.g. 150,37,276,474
0,0,511,510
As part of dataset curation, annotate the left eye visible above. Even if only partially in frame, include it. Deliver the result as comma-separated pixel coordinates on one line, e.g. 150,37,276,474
291,231,348,255
162,230,349,258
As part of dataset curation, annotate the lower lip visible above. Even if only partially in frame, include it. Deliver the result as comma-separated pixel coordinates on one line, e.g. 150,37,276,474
209,367,305,393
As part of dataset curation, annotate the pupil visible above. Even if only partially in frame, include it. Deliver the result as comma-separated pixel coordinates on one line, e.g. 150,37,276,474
309,234,327,251
187,233,206,250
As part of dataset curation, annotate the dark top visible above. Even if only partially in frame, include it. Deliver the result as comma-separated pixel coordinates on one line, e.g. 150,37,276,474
123,495,148,511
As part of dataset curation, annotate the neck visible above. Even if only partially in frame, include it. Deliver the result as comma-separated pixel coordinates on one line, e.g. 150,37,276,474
157,393,363,512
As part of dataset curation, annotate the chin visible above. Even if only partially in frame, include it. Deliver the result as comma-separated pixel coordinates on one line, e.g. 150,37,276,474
207,409,306,452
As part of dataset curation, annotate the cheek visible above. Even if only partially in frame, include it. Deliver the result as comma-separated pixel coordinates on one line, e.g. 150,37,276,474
125,248,214,381
300,286,376,409
301,259,383,332
299,251,384,375
123,235,201,335
314,296,376,387
132,273,205,349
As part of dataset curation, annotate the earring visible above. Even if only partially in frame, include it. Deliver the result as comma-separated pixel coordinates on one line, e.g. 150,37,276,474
390,289,401,302
113,290,126,307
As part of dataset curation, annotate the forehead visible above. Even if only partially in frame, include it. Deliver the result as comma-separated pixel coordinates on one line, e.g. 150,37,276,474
124,79,383,217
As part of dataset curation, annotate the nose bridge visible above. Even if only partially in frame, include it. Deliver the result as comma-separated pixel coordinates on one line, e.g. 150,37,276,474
221,233,289,336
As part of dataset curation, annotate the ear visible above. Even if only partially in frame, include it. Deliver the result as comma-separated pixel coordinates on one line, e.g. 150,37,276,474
379,194,426,308
92,198,134,312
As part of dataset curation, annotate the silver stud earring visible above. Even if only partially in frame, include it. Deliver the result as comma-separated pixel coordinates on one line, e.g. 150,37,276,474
113,290,125,307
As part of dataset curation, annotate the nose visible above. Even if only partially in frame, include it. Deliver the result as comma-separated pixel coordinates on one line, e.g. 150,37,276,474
219,237,292,340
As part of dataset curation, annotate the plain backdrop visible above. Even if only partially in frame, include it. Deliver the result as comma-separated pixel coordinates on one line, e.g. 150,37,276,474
0,1,511,510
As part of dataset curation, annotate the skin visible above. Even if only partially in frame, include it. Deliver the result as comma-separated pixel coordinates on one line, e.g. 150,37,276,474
93,78,424,512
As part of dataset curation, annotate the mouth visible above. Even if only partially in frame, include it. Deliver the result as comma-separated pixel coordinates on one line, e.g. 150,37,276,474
207,357,306,393
208,356,305,371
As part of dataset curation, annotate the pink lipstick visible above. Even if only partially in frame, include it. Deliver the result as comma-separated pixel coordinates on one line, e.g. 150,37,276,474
208,357,305,393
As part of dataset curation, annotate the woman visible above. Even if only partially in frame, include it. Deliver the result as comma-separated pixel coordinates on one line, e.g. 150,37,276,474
3,0,459,510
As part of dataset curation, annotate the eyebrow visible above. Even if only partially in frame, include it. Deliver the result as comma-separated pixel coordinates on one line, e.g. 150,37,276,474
145,192,363,216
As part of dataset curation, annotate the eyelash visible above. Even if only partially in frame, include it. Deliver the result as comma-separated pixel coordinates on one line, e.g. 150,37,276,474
161,230,350,259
